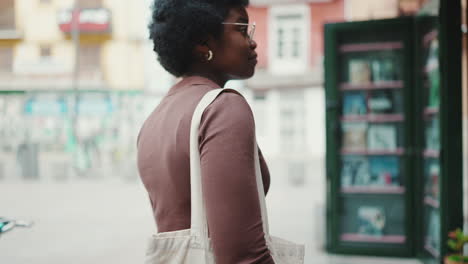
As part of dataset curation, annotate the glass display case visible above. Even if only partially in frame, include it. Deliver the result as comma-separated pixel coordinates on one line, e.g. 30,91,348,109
325,5,462,261
325,18,414,256
413,4,463,262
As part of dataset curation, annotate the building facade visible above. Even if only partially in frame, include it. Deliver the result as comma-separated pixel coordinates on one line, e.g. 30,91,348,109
0,0,408,182
239,0,412,187
238,0,345,187
0,0,159,181
0,0,149,91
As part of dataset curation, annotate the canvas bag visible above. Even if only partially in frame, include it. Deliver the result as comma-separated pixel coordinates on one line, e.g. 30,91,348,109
144,88,305,264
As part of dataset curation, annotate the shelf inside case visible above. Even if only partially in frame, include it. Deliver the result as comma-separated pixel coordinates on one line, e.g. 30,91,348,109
340,81,404,91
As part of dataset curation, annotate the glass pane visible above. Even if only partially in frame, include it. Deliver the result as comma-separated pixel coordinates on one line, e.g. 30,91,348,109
368,90,403,115
421,29,441,258
342,51,403,84
424,207,441,257
341,156,403,188
424,158,440,200
342,122,368,151
342,91,367,115
337,38,408,252
367,124,400,151
341,123,404,152
425,115,440,150
339,196,406,244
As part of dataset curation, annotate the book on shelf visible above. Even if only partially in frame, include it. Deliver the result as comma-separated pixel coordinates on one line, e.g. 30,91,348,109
343,92,367,115
341,156,370,187
348,59,372,85
370,57,399,82
342,122,367,150
341,156,401,188
357,206,386,237
369,156,401,186
367,124,398,151
368,90,395,114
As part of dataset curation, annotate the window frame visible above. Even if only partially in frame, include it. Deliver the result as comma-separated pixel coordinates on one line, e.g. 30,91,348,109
0,0,15,30
0,46,13,74
268,4,311,75
77,0,103,9
40,45,52,61
278,89,306,153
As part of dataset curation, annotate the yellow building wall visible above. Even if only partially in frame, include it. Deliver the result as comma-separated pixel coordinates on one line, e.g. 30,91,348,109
10,0,146,90
103,41,145,90
102,0,147,90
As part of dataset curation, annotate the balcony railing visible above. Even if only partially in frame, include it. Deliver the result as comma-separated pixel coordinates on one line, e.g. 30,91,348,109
58,8,112,34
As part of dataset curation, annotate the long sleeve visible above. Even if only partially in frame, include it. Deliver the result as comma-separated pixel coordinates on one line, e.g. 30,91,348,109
198,91,274,264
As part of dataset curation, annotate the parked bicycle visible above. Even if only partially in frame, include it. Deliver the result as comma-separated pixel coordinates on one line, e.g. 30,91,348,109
0,217,33,236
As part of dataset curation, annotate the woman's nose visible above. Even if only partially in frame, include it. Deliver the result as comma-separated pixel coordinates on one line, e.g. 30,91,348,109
249,39,257,50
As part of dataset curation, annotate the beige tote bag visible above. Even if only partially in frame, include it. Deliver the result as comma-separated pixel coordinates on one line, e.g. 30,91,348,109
144,88,305,264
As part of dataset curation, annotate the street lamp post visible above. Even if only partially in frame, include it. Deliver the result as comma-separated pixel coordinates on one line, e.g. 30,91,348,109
71,0,80,178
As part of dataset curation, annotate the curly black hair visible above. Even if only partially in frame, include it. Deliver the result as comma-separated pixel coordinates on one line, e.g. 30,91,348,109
149,0,249,77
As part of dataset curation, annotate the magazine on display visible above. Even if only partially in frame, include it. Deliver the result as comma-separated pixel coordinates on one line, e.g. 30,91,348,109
343,92,367,115
357,206,386,236
348,59,372,85
369,156,400,186
368,90,394,114
341,156,370,187
342,122,367,151
371,57,398,82
367,124,397,151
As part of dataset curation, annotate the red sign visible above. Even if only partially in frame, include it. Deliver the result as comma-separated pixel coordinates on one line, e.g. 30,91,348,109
58,8,111,33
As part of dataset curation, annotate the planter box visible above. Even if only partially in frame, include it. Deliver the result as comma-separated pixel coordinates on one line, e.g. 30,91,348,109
445,256,468,264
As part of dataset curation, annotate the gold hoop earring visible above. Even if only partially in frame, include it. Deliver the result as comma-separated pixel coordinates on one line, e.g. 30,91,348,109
206,50,213,61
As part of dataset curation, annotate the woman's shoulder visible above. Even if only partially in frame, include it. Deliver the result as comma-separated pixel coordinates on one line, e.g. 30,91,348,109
210,89,252,114
201,89,255,129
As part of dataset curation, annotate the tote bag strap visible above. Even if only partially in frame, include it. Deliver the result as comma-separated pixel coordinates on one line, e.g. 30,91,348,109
189,88,271,246
253,140,270,236
189,88,225,243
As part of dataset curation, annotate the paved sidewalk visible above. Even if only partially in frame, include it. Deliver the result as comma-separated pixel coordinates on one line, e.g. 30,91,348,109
0,181,421,264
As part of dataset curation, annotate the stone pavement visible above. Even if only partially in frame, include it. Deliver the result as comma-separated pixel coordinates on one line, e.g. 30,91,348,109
0,180,421,264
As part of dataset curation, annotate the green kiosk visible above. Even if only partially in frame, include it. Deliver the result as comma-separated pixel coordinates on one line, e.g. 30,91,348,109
324,1,462,263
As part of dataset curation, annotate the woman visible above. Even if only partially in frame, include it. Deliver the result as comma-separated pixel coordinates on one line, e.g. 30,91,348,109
137,0,274,263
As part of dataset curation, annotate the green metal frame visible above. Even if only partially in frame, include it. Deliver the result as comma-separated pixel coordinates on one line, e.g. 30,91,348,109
437,0,463,262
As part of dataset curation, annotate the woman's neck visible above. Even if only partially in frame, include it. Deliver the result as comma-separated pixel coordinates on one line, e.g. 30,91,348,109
184,69,227,88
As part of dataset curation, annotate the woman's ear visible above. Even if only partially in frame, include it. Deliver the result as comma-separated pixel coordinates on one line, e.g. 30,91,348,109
193,43,210,62
193,34,218,62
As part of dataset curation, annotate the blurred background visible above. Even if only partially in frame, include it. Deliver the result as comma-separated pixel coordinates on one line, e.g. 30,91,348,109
0,0,462,263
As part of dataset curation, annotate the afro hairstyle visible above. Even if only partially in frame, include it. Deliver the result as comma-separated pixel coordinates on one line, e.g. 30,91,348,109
149,0,249,77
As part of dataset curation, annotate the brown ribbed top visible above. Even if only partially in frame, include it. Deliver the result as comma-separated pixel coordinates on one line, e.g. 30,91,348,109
137,76,274,264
